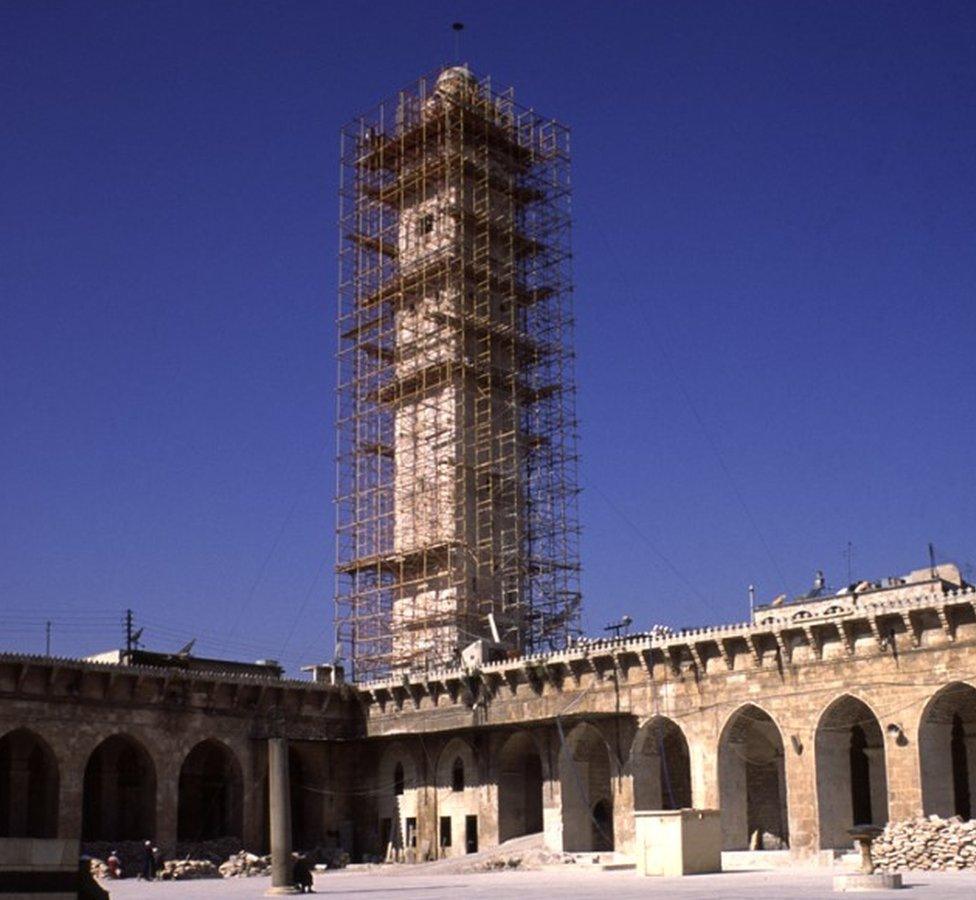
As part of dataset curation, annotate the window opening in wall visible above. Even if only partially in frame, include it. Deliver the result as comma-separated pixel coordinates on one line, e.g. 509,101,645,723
393,762,404,796
419,213,435,235
465,814,478,854
406,816,417,848
440,816,452,847
451,757,465,792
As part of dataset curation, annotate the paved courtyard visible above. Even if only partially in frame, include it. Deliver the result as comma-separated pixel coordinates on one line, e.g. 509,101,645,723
102,866,976,899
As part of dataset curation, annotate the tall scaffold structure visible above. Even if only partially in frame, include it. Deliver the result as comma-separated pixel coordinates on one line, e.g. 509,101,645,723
335,66,580,681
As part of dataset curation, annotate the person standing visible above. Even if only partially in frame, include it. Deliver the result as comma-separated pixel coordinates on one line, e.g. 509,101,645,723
140,840,155,880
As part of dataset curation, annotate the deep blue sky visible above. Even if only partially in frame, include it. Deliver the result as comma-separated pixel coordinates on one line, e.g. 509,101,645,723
2,1,974,674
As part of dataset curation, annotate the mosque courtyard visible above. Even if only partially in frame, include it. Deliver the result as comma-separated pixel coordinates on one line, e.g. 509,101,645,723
102,866,976,899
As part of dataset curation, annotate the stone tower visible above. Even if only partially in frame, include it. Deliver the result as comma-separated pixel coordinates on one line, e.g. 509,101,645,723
336,66,579,679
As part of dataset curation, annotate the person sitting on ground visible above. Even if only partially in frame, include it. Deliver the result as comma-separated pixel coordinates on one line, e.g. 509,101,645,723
106,851,121,879
292,852,314,893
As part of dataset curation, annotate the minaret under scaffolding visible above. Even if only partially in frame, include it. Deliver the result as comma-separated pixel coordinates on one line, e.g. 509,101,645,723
336,66,580,680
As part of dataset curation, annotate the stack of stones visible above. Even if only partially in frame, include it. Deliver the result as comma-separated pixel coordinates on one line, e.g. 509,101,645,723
871,816,976,871
218,851,272,877
87,859,110,880
157,858,220,880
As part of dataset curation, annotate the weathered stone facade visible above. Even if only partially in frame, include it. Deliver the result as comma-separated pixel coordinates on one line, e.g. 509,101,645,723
0,655,358,855
2,577,975,864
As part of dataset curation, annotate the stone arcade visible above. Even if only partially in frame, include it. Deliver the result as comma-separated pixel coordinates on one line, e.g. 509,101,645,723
3,66,975,876
2,564,976,865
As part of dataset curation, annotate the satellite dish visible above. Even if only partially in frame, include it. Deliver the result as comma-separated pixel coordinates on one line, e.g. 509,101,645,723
175,639,196,657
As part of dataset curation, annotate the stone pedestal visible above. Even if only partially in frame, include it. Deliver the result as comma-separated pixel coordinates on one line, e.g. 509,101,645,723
833,872,903,891
635,809,722,877
265,738,300,896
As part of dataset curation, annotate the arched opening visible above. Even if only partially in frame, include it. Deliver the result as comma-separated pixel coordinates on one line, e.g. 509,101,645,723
377,745,417,860
82,734,156,841
177,740,242,841
919,682,976,819
498,731,544,843
559,722,614,852
0,729,59,838
434,738,476,858
629,716,692,811
815,695,888,849
718,705,788,850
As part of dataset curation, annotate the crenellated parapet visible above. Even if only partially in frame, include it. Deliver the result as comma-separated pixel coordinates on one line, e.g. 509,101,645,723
358,585,976,720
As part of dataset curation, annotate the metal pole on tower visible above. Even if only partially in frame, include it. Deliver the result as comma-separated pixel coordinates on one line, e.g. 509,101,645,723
45,621,51,657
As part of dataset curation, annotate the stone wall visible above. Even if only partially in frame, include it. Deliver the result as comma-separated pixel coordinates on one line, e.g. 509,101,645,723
3,586,976,865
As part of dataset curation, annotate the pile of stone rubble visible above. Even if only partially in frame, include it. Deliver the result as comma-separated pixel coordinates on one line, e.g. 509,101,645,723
872,816,976,871
88,859,111,880
157,859,219,880
218,851,272,877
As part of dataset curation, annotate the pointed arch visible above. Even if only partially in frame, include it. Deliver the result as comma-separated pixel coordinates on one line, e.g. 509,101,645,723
433,737,478,857
815,694,888,849
718,704,788,850
376,742,420,859
177,739,243,841
82,733,156,841
559,721,615,852
628,715,692,811
918,682,976,820
0,728,59,838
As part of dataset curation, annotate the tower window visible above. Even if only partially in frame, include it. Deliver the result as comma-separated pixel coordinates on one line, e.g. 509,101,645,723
451,757,465,792
419,213,435,235
394,761,404,796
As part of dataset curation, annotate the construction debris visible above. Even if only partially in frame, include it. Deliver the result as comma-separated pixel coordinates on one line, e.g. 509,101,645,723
218,851,272,878
871,816,976,871
157,859,219,880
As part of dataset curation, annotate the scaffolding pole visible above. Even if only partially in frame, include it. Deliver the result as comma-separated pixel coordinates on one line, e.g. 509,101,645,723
335,66,580,681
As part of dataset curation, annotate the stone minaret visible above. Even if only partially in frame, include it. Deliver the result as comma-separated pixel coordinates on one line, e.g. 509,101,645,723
337,67,579,679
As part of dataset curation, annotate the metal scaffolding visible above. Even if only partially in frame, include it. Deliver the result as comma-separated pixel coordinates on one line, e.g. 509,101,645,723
335,66,580,681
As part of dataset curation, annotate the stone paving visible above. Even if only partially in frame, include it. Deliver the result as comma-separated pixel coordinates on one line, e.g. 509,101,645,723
103,866,976,899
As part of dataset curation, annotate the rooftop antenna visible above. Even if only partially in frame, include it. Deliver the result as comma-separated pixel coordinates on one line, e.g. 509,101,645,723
124,608,135,653
604,615,632,638
929,542,937,579
748,584,755,616
451,22,464,64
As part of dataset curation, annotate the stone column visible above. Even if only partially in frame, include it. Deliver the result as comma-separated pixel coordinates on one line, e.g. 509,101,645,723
614,770,636,857
155,756,180,854
58,749,85,840
783,731,817,856
885,734,922,821
266,738,299,895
